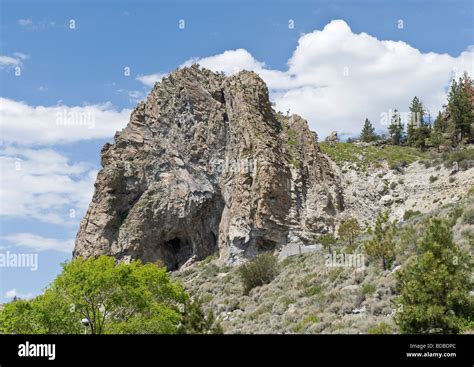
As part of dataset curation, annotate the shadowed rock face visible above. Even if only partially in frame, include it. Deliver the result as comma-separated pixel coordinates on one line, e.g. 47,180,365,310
74,65,344,269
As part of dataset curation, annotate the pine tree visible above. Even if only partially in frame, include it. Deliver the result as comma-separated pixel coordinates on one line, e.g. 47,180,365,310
406,121,416,146
407,96,430,149
430,112,446,152
395,219,473,334
461,72,474,142
447,76,473,145
364,211,396,270
388,109,404,145
360,118,377,142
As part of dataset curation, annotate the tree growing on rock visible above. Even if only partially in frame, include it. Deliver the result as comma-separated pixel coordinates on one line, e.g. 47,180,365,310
395,219,473,334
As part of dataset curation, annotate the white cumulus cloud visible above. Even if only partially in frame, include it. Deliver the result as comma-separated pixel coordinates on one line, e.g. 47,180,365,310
0,146,97,225
138,20,473,139
0,98,131,145
136,73,167,87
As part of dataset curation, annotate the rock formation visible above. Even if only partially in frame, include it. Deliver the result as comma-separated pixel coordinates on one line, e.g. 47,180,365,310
74,65,344,269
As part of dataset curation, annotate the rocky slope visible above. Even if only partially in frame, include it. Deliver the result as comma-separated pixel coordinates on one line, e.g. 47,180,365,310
173,194,473,334
74,66,344,268
321,143,474,227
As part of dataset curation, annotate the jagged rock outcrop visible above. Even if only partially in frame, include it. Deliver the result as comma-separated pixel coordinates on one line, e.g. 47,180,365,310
74,65,344,269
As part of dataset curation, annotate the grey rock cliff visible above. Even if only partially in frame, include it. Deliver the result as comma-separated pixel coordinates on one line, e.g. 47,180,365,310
74,65,344,269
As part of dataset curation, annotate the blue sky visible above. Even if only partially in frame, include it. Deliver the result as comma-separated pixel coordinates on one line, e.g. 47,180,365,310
1,0,473,302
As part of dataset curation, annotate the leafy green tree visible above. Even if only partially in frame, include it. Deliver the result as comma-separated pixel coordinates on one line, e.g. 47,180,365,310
51,256,186,334
338,218,361,246
319,233,337,254
360,118,377,142
364,211,396,270
0,292,82,334
395,219,473,334
0,256,224,334
0,299,40,334
388,109,404,145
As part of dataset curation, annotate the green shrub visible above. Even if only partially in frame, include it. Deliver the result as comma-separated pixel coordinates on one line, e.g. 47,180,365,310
238,252,279,294
403,209,421,221
178,298,223,334
368,322,395,334
389,160,407,171
361,283,376,296
293,315,319,333
462,204,474,225
304,284,324,297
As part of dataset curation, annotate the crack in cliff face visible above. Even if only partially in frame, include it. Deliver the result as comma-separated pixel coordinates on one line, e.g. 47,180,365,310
74,65,343,268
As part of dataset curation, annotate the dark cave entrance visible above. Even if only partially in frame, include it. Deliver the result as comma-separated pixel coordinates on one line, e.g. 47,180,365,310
254,237,277,252
163,237,193,271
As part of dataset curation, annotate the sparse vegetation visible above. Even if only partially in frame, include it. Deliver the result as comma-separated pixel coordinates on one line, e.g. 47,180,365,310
429,175,438,183
367,322,395,334
320,142,426,171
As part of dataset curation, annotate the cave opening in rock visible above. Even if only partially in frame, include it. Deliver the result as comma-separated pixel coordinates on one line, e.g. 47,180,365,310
163,237,193,271
210,231,217,252
254,237,277,252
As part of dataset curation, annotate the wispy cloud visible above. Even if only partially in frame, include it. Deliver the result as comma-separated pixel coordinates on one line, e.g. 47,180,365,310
17,18,57,30
2,233,74,253
0,53,28,69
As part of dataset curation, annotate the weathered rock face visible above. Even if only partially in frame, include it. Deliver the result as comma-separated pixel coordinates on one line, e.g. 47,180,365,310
74,66,344,269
